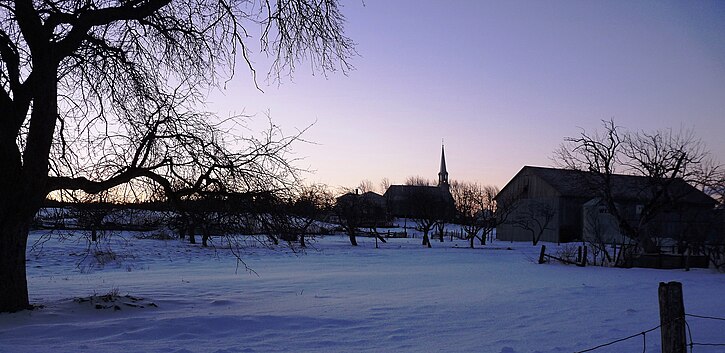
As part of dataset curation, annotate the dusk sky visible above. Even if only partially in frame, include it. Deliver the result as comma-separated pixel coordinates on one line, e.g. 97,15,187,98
210,0,725,191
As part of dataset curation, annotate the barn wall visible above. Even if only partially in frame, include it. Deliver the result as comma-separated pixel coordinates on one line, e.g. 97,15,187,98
496,170,587,243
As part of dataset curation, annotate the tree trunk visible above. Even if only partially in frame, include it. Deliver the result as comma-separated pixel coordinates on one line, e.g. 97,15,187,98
0,219,32,312
0,53,58,312
0,171,37,312
178,224,186,240
348,232,358,246
532,229,541,246
299,234,306,248
188,221,196,244
201,226,209,247
422,231,431,248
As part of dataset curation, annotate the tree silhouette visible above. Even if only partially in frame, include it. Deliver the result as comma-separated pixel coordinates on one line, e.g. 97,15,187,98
451,181,499,248
0,0,354,312
509,200,555,246
554,119,721,253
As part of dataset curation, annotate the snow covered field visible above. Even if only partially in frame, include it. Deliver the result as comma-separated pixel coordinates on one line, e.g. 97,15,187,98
1,231,724,353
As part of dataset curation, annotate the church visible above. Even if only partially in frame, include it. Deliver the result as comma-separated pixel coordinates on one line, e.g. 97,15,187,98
383,145,456,220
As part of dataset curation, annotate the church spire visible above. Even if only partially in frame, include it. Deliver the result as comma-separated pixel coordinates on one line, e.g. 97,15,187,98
438,143,449,187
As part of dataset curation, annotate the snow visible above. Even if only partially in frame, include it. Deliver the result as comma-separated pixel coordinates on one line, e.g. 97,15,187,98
1,230,724,353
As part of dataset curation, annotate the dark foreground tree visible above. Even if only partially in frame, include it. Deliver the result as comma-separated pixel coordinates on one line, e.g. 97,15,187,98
0,0,354,312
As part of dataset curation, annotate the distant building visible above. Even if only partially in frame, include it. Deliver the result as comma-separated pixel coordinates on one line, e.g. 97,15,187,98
495,166,718,244
335,190,390,227
383,145,455,220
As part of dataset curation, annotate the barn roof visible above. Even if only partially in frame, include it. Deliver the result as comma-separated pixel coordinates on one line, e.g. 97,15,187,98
499,166,716,205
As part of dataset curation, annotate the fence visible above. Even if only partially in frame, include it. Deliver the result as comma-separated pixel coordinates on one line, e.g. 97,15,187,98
574,282,725,353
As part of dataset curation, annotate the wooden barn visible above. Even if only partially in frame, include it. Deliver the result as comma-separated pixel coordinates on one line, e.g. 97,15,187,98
495,166,718,244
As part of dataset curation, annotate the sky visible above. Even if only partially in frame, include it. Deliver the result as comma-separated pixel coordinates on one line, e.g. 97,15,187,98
208,0,725,191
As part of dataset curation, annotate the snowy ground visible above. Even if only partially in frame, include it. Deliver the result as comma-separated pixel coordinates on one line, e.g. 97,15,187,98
1,230,724,353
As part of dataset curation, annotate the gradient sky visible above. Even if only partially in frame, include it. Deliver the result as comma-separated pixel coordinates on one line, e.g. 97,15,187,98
209,0,725,191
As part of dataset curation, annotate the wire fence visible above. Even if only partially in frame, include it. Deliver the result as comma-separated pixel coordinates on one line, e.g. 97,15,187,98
684,313,725,351
573,312,725,353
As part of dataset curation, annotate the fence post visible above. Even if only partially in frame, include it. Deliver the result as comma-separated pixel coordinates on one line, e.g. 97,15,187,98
577,246,582,263
659,281,686,353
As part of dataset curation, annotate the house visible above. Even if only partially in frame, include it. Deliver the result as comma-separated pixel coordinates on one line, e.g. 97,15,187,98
334,191,390,228
495,166,718,244
383,145,455,221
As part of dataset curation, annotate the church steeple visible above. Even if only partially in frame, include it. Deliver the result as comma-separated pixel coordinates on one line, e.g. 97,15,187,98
438,143,449,187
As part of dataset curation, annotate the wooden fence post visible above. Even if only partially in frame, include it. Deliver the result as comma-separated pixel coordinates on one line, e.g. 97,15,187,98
659,281,686,353
577,246,582,263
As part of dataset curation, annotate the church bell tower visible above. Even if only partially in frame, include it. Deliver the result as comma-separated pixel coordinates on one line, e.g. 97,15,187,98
438,144,449,187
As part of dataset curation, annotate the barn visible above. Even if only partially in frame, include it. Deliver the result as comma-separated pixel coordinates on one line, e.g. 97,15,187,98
495,166,718,245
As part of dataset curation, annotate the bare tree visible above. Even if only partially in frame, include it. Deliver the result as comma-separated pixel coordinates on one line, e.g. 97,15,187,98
288,183,334,248
452,181,499,248
408,189,453,248
379,178,391,194
70,191,114,242
405,175,433,186
334,188,388,246
582,205,615,266
480,185,501,244
357,179,375,194
508,200,555,246
554,120,721,253
0,0,354,312
416,217,436,248
334,189,362,246
709,176,725,206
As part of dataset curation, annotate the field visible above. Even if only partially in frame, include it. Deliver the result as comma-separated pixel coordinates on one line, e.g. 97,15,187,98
1,230,724,353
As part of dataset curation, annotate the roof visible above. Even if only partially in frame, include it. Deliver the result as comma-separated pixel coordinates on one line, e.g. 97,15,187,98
498,166,716,205
384,184,448,198
383,184,455,219
337,191,386,206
